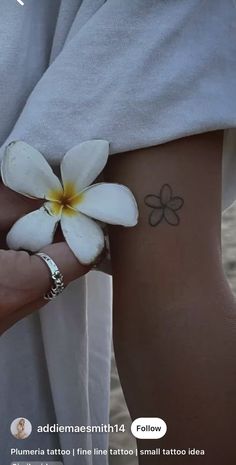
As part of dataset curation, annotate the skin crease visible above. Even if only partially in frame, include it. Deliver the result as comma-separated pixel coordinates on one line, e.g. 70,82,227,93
104,130,236,465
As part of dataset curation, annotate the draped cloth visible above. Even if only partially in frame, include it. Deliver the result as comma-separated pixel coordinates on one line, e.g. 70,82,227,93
0,1,235,464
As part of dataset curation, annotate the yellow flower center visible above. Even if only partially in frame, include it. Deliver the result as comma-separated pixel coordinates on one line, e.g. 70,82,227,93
47,182,84,216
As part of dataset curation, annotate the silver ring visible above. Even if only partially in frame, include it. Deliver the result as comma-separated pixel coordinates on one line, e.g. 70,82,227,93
35,252,65,301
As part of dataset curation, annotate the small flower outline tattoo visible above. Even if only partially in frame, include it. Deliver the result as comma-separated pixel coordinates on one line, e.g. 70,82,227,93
144,183,184,227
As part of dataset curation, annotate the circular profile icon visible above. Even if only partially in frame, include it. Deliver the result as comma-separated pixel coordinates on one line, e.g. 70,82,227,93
10,417,32,440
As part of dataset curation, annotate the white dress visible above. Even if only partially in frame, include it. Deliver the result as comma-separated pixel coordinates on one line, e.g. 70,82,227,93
0,1,235,464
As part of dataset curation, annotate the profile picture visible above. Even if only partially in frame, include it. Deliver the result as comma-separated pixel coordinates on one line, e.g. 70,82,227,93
10,417,32,440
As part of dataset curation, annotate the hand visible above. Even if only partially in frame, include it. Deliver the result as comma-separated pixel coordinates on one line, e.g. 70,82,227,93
0,242,90,335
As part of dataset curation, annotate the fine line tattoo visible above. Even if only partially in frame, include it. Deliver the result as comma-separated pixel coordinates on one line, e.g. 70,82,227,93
144,183,184,227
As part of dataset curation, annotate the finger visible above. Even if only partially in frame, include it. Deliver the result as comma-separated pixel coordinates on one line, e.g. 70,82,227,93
31,242,91,288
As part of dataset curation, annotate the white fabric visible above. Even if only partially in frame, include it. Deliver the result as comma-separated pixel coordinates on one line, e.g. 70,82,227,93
0,1,235,464
0,272,112,465
0,1,235,208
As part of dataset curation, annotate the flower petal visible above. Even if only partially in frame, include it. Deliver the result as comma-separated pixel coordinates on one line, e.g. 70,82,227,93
167,196,184,210
1,141,62,199
61,212,105,265
7,206,60,252
164,207,180,226
144,194,162,208
77,183,138,226
61,140,110,192
160,184,172,205
149,208,164,226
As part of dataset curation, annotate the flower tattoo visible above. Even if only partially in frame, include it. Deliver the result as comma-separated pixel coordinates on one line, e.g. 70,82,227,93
144,184,184,227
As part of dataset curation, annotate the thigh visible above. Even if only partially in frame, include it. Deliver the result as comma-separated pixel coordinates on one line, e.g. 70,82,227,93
104,130,236,463
105,130,225,311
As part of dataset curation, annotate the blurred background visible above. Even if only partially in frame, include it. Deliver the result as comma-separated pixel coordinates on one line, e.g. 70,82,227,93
109,201,236,465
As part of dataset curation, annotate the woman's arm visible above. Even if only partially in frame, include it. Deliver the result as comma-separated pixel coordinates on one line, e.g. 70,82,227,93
105,130,236,464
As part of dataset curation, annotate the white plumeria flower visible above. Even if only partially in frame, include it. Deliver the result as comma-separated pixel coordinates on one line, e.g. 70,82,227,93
1,140,138,264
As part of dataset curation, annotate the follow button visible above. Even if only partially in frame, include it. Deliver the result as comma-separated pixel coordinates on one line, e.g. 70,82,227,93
131,417,167,439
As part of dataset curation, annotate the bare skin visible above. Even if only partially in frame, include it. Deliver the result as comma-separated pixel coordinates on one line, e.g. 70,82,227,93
104,130,236,464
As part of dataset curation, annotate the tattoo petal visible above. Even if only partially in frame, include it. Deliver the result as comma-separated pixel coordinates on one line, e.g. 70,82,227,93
164,207,180,226
144,194,162,208
167,196,184,210
160,184,172,205
149,208,164,226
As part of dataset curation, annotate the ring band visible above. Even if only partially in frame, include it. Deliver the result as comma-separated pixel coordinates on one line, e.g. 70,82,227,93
35,252,65,301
